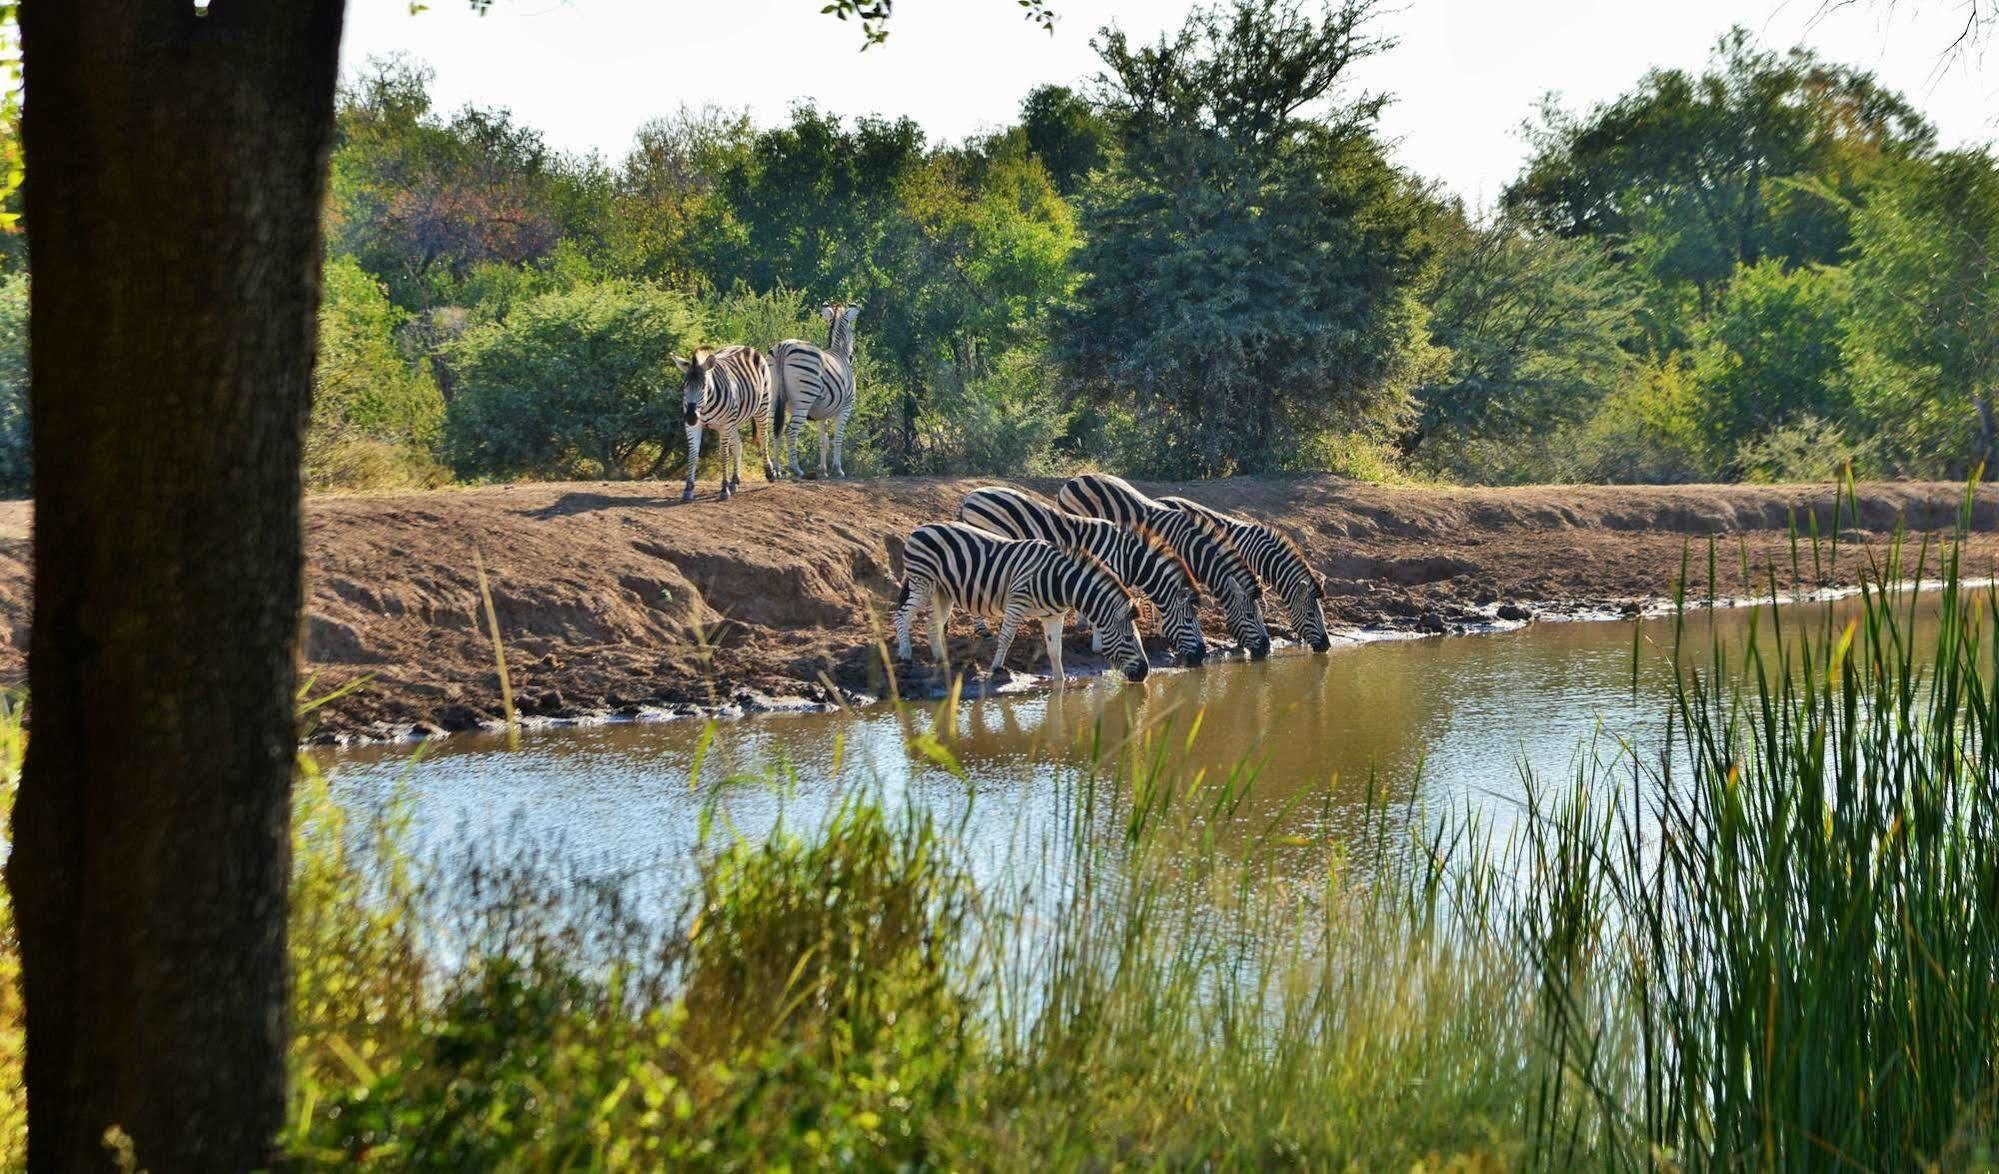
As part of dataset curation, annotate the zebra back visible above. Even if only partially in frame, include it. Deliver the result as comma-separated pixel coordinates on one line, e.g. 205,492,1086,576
1057,474,1259,601
771,337,856,422
682,345,772,427
959,487,1197,632
903,522,1138,638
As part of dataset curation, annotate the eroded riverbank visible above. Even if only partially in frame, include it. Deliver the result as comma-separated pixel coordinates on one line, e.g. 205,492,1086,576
0,476,1988,742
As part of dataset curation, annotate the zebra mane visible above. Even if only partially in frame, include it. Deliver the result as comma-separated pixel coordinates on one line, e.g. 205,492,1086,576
1069,544,1140,615
1129,519,1195,588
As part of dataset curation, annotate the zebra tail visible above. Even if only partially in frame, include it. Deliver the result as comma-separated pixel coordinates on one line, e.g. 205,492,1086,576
771,371,787,439
894,578,911,610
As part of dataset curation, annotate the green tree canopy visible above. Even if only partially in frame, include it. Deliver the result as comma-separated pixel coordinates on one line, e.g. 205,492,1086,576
1505,29,1933,319
1062,0,1434,476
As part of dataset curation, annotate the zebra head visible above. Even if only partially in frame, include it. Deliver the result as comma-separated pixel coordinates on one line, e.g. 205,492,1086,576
1073,550,1149,683
672,347,716,425
822,302,861,359
1126,525,1206,666
1273,529,1332,652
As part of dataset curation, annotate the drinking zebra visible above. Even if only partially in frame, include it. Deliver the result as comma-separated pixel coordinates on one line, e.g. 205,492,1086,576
673,345,775,503
957,485,1207,666
894,522,1149,685
1057,474,1273,659
771,302,860,479
1160,496,1331,652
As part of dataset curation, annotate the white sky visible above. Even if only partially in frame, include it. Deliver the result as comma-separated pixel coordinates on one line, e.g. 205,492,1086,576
340,0,1999,205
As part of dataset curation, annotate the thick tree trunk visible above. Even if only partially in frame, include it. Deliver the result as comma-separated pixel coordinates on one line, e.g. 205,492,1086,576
9,2,344,1169
1976,390,1997,478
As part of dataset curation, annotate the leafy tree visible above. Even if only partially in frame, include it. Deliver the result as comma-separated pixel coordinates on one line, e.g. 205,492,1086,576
606,105,755,287
1506,29,1932,321
1018,84,1112,195
445,282,703,480
1687,259,1852,465
1843,149,1999,474
330,57,596,309
307,256,446,490
1409,209,1642,482
1063,0,1434,476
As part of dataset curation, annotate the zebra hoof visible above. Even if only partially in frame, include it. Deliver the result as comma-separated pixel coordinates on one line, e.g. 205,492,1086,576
720,485,733,502
680,486,695,504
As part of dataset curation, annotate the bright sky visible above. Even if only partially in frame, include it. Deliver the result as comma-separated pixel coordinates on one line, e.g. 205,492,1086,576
340,0,1998,205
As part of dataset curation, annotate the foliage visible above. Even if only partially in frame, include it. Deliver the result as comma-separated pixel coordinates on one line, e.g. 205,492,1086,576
1732,413,1877,482
907,347,1074,475
1843,149,1999,476
1064,0,1435,477
443,281,703,481
1016,84,1111,196
1568,358,1714,484
0,273,24,495
1411,209,1642,482
1505,28,1933,318
1687,259,1852,467
308,257,447,491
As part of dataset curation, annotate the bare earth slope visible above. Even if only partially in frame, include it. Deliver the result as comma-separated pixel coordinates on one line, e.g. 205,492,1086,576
0,476,1989,741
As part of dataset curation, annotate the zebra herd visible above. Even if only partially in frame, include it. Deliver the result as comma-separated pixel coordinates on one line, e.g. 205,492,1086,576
895,474,1333,686
673,302,860,503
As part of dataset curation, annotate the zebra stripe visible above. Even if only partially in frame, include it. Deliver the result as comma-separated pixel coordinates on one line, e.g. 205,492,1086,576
772,302,860,479
1057,474,1273,659
957,486,1207,665
675,344,775,503
895,522,1149,684
1160,496,1330,652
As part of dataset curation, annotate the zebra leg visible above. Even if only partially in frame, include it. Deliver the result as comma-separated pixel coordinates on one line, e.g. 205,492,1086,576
728,424,745,493
784,411,808,479
1041,615,1066,686
832,408,852,478
894,581,923,662
754,410,776,482
817,419,832,478
718,426,737,500
928,599,950,667
988,604,1025,680
682,422,703,504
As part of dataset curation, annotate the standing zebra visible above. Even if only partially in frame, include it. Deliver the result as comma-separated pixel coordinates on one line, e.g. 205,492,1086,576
771,302,860,479
895,522,1149,685
958,485,1207,666
674,345,775,503
1160,496,1331,652
1057,473,1273,659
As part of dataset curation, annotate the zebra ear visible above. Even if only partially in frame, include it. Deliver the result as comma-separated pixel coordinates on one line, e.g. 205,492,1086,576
844,304,860,323
821,304,836,322
671,355,691,374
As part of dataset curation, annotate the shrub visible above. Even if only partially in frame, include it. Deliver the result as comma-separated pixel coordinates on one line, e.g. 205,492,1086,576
444,281,704,481
309,258,448,491
1733,413,1879,483
0,275,26,497
908,348,1073,476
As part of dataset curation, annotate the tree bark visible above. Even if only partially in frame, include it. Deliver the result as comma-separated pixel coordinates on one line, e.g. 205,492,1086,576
1976,389,1997,478
9,2,344,1169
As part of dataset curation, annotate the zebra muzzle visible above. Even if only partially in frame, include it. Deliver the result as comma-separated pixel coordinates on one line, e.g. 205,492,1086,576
684,403,699,426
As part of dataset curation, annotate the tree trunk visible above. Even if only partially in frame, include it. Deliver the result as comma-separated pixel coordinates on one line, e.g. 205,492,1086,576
9,3,344,1169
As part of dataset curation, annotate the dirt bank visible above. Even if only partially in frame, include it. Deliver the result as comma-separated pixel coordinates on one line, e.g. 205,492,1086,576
0,476,1990,742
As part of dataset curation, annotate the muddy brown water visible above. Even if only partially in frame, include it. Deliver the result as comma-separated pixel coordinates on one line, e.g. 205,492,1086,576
319,593,1932,905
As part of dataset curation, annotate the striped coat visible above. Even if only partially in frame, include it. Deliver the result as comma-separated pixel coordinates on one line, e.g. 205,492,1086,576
895,522,1149,685
958,485,1207,665
771,302,860,478
1160,496,1330,652
674,345,775,503
1057,474,1272,659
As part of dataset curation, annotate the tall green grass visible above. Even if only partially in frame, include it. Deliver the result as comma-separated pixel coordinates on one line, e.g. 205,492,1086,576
2,518,1999,1167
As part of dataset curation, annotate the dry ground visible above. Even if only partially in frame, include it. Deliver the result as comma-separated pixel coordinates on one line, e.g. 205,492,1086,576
0,476,1989,740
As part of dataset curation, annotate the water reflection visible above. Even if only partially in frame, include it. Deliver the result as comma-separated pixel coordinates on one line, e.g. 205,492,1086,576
318,593,1947,897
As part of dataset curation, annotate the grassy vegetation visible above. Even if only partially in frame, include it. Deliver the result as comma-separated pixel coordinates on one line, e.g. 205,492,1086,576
2,524,1999,1166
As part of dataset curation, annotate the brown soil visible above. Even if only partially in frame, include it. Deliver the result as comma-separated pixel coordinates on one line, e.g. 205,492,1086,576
0,476,1990,742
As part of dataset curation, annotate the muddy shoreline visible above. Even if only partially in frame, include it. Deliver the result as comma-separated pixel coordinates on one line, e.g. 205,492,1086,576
0,476,1989,745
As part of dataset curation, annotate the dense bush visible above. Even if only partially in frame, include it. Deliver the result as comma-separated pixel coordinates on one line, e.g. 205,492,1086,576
443,281,703,481
0,275,25,497
308,257,447,491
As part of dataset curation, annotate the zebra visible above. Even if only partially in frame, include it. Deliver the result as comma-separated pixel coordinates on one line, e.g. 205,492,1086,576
1160,496,1331,652
957,485,1207,666
673,345,775,503
894,522,1149,685
1056,473,1273,659
771,302,860,479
